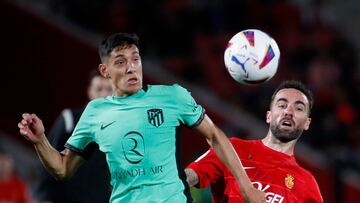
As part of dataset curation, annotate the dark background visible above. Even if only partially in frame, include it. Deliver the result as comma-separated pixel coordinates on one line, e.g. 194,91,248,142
1,0,359,202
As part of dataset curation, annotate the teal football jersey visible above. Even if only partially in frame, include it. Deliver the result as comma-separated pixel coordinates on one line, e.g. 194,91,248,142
65,84,204,203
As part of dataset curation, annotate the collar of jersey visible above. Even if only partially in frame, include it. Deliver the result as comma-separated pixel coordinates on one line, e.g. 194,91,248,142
111,89,146,101
257,140,295,160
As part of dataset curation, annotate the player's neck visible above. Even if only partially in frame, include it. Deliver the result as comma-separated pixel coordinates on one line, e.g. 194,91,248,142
261,135,296,156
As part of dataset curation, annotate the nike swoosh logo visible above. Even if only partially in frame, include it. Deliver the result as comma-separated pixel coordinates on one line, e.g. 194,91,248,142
100,121,116,130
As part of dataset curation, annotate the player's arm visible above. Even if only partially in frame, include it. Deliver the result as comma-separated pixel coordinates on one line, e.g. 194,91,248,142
194,114,265,203
18,113,84,180
36,112,70,202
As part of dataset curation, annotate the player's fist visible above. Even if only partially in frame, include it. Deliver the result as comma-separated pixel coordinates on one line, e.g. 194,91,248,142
242,186,266,203
18,113,45,144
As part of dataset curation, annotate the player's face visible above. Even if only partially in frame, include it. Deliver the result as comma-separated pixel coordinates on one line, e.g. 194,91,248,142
99,45,143,97
87,76,113,100
266,88,311,143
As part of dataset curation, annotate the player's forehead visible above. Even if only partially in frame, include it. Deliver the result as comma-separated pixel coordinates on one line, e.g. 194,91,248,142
274,88,309,106
109,45,139,58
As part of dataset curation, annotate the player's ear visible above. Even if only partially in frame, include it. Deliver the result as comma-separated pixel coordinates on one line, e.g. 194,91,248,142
98,64,109,78
266,110,271,124
303,117,311,130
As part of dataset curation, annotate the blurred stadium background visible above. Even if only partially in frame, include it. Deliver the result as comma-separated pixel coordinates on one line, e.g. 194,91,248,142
1,0,360,202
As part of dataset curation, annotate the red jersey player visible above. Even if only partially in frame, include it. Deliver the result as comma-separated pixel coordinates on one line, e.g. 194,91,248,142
186,80,323,203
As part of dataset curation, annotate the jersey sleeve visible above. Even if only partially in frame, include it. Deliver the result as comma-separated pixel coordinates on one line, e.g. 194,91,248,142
304,174,324,203
187,148,225,188
65,103,96,158
173,84,205,127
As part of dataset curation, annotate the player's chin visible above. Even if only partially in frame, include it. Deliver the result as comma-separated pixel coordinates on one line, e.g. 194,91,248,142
127,84,142,93
276,130,302,142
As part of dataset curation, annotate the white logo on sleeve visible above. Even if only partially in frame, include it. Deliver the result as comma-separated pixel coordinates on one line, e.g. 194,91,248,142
252,182,285,203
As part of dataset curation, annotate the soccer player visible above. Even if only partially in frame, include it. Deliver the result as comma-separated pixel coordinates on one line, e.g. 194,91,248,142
186,81,323,203
18,33,265,203
36,70,112,203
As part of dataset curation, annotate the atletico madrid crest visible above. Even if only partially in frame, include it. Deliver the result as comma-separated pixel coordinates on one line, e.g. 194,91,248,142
147,108,164,127
285,174,295,189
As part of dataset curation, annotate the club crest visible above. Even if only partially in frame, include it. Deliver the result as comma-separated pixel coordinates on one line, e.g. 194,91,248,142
285,174,295,189
147,108,164,127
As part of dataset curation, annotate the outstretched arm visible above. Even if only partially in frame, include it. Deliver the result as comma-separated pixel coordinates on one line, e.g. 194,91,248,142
18,113,83,180
194,114,265,203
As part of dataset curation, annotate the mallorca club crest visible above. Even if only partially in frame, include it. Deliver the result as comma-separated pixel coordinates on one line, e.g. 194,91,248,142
147,108,164,127
285,174,295,189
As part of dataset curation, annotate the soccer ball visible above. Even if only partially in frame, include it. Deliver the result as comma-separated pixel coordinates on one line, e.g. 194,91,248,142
224,29,280,85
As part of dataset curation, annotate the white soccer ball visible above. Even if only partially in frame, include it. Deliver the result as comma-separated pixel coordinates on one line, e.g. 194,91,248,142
224,29,280,85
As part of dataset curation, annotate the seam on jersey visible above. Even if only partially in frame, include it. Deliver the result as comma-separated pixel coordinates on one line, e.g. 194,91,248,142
189,108,205,128
64,143,83,154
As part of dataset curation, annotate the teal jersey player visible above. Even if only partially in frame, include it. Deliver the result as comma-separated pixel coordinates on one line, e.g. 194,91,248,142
65,84,204,202
18,33,265,203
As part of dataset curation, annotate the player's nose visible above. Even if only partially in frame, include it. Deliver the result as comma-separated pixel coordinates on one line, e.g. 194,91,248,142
283,105,294,116
126,61,136,73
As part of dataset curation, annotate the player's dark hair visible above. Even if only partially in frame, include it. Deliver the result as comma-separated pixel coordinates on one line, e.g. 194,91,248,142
270,80,314,116
98,33,139,63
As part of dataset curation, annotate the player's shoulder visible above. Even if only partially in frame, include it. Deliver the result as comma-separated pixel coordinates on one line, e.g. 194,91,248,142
294,164,317,180
88,97,107,106
293,164,322,197
146,84,189,95
287,160,319,188
229,137,258,147
147,83,187,91
84,97,111,111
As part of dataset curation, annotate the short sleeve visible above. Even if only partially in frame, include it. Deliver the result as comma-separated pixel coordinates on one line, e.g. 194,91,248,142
305,175,324,203
187,149,225,188
65,103,96,157
173,84,205,127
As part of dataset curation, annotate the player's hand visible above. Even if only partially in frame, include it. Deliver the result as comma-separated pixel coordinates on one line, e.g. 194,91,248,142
242,186,266,203
18,113,45,144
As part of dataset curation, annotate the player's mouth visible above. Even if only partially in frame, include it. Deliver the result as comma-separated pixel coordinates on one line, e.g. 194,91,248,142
127,77,139,85
279,118,294,129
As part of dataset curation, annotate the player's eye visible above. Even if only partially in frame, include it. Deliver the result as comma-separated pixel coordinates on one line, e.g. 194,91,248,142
132,55,141,62
115,60,125,65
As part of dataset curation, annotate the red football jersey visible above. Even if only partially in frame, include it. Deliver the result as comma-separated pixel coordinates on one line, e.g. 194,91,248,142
188,138,323,203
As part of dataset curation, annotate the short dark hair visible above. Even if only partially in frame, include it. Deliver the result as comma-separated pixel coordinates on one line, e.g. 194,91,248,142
98,33,139,62
270,80,314,115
